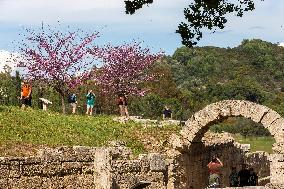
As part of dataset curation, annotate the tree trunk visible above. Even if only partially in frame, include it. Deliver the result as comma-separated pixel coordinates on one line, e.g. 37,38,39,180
61,94,66,114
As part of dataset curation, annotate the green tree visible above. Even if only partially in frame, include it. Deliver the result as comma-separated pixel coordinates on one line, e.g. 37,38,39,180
0,66,21,106
125,0,258,47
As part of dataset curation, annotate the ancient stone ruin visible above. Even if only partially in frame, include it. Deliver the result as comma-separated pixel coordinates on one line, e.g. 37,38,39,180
0,134,262,189
170,100,284,188
0,100,283,188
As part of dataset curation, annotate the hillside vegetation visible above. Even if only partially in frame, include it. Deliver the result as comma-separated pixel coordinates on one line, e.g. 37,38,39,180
145,39,284,119
131,39,284,137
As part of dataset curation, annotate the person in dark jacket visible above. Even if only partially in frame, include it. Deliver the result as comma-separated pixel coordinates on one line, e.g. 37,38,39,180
248,167,258,186
238,164,250,186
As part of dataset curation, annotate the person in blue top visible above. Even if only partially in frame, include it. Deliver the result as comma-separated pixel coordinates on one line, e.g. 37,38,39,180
68,93,77,114
86,90,95,116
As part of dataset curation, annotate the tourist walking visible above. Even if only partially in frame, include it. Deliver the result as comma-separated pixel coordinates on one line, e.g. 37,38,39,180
68,93,77,114
207,155,223,188
86,90,95,116
20,80,32,108
117,94,129,117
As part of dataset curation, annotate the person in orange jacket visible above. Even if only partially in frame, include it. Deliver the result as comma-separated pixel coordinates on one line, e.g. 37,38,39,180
21,80,32,108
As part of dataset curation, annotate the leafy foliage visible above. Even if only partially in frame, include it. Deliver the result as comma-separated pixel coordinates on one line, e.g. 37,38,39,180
169,39,284,110
177,0,256,47
124,0,259,47
124,0,153,14
210,117,271,137
129,94,181,119
90,42,163,96
0,67,21,106
90,38,284,124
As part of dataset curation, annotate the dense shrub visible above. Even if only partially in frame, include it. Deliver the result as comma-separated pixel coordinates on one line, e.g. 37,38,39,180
210,117,271,137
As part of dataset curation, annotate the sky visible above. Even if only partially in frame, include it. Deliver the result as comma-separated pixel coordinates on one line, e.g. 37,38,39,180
0,0,284,71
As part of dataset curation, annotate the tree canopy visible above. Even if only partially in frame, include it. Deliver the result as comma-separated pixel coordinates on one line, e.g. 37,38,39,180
89,42,163,96
124,0,261,47
17,26,100,113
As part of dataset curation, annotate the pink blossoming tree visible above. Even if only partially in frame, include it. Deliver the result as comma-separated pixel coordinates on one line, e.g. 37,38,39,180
89,42,163,96
17,26,99,113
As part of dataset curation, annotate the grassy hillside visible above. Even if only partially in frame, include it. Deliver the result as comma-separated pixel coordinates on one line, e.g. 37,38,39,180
0,106,180,157
0,105,274,157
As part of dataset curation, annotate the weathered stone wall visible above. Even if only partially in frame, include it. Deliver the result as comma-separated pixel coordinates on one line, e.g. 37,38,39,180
0,146,96,188
111,153,167,188
0,145,168,189
0,141,275,188
269,154,284,185
177,100,284,186
167,133,252,189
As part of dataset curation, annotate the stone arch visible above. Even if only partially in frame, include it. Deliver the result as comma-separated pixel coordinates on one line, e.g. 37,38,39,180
170,100,284,186
180,100,284,153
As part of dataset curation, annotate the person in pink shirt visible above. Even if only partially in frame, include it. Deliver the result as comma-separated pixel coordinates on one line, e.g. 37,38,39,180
207,155,223,188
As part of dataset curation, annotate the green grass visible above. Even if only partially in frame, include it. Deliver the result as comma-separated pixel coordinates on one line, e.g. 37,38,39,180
234,135,275,154
2,105,274,156
0,106,180,156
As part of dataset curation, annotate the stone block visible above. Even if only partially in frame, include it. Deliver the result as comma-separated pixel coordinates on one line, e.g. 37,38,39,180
260,110,282,129
41,176,64,189
37,147,64,162
94,148,112,189
73,146,97,162
269,154,284,162
21,156,42,164
0,164,9,178
21,164,42,176
228,100,246,117
8,176,43,189
9,163,21,178
41,162,63,177
0,157,10,164
182,119,203,140
62,162,82,175
63,175,80,188
270,169,284,184
240,144,251,152
0,179,8,188
109,147,132,160
268,118,284,137
272,143,284,154
56,146,77,162
191,105,221,127
112,160,141,173
82,162,94,174
78,175,95,188
149,153,166,172
138,154,150,172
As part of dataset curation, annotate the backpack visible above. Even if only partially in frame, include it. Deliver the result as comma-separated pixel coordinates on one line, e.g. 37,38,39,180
68,94,76,103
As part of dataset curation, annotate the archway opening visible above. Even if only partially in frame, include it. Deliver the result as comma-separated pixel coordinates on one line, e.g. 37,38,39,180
208,117,273,187
211,117,275,153
172,100,284,189
178,117,273,188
